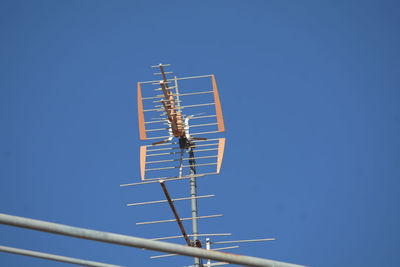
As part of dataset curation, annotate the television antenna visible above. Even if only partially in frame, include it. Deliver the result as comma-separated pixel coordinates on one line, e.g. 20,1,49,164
0,63,304,267
120,64,275,266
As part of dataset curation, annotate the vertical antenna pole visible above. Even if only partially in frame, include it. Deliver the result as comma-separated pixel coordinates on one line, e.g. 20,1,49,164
189,146,201,266
206,238,211,267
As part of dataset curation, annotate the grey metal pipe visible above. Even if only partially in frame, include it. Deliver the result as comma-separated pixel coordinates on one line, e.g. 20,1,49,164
0,245,122,267
0,213,305,267
188,146,200,267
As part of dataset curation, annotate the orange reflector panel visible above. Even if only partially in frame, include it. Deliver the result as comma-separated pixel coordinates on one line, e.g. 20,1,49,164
137,82,147,140
140,146,147,180
217,138,225,173
212,75,225,133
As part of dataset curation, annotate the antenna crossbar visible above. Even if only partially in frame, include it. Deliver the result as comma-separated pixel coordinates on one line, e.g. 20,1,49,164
150,233,231,241
153,72,173,75
120,172,216,187
153,86,175,91
119,172,217,187
139,74,213,85
136,214,223,225
149,91,214,99
143,103,215,112
127,195,215,207
145,122,218,133
146,143,218,153
190,115,217,120
147,148,218,157
151,64,171,68
146,163,217,172
145,131,221,140
211,238,276,244
141,138,221,148
142,95,164,100
150,246,238,259
146,155,217,165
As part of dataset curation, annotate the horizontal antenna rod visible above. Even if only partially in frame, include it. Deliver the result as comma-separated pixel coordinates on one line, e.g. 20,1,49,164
188,262,229,267
141,114,216,124
150,253,177,259
146,163,217,172
153,86,175,91
175,91,214,97
145,131,220,140
0,245,121,267
145,123,218,133
153,72,173,75
146,142,219,153
143,103,215,112
0,213,305,267
127,195,214,207
190,123,219,128
147,155,218,165
119,172,217,187
150,246,238,259
151,64,171,68
139,74,213,84
123,172,216,185
151,233,231,241
191,114,217,120
147,148,218,157
142,95,164,100
212,246,239,251
141,114,216,125
145,127,168,132
142,138,221,147
191,131,221,136
144,119,167,124
142,91,214,101
136,214,223,225
154,91,215,99
211,238,276,244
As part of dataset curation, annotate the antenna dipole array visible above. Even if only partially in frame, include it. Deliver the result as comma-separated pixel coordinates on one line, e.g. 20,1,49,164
121,63,274,267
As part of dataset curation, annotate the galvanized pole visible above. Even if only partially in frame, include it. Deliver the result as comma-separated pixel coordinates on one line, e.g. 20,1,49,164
189,145,201,267
0,213,305,267
0,245,122,267
205,238,211,267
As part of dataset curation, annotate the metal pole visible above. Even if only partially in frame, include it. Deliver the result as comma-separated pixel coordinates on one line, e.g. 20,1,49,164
0,213,305,267
0,245,122,267
189,145,201,267
206,238,211,267
159,180,191,246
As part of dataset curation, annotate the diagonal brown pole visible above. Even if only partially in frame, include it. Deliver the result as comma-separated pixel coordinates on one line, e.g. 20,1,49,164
159,65,169,87
159,180,192,246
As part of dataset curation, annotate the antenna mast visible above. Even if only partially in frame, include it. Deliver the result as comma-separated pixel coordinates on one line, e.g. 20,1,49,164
121,63,286,266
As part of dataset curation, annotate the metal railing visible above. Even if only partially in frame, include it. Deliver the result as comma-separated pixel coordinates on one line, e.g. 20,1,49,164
0,213,306,267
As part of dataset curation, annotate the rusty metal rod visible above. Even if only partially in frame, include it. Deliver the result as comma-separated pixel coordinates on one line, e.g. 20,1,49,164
159,180,191,246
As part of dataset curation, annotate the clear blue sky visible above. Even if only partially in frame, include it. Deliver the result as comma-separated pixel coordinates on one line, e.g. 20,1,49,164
1,1,399,266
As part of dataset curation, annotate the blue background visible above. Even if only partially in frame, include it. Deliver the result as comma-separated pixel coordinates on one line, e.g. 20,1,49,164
1,1,399,266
